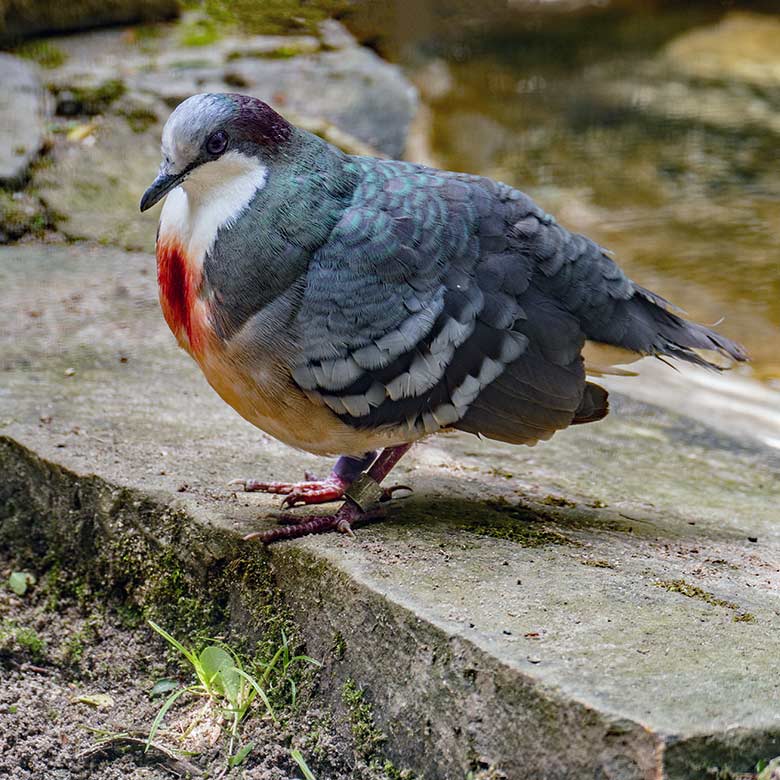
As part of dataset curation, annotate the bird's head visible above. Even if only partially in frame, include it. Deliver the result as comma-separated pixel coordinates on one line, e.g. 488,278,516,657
139,92,293,212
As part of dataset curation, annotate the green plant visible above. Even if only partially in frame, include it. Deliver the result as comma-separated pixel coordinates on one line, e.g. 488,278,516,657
8,571,36,596
146,621,319,765
291,747,317,780
147,620,274,760
259,629,320,709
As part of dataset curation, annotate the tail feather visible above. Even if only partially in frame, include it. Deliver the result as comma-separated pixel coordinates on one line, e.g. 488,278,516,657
572,381,609,425
613,285,747,370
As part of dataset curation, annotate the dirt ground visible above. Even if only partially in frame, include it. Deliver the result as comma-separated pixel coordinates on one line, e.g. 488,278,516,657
0,552,409,780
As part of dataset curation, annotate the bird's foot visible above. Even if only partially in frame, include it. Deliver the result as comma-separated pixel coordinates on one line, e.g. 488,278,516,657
229,475,350,508
244,502,385,544
229,475,411,509
242,444,415,544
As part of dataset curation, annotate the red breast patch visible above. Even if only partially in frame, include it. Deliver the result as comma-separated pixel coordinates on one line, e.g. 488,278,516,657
156,239,204,354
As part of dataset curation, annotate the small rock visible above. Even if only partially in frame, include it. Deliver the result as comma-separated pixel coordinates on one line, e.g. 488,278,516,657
318,19,356,51
0,191,49,243
0,54,47,186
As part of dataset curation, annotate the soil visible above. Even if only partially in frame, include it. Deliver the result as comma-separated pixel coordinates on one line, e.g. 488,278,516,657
0,553,407,780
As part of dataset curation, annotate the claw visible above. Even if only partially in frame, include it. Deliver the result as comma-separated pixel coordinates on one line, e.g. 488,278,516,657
280,494,301,509
335,517,355,537
245,505,386,544
381,484,413,501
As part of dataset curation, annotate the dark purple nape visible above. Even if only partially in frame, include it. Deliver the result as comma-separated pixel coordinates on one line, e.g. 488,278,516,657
226,93,293,148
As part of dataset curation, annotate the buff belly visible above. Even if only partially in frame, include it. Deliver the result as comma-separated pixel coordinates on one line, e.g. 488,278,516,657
193,335,413,456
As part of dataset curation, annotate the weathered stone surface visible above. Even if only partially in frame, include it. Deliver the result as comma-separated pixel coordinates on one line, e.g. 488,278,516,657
0,0,178,45
29,24,416,250
227,47,417,160
42,24,416,159
2,242,779,779
0,53,46,186
35,111,164,252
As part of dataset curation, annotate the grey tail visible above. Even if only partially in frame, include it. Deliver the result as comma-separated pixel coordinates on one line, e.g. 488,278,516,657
572,382,609,425
607,285,748,370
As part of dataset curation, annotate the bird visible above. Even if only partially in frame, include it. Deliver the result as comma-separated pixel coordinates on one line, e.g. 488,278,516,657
140,92,746,543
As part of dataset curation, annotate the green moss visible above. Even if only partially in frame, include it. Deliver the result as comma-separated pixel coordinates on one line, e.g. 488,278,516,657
341,678,387,761
653,579,742,612
51,79,126,116
129,24,164,52
178,14,222,47
581,558,615,569
542,495,577,508
118,106,158,134
197,0,351,35
0,621,46,660
380,760,416,780
0,191,49,242
62,633,85,664
469,500,573,546
331,631,346,660
733,612,756,623
13,40,67,69
467,521,571,547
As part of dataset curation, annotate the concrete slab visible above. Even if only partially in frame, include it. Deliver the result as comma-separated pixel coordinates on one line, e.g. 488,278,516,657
2,243,779,779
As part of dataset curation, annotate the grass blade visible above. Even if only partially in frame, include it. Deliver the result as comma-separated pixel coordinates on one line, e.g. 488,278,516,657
147,620,199,668
291,748,317,780
145,685,189,751
233,667,276,723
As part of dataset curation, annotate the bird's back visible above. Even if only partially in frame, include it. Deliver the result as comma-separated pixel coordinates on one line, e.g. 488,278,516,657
200,141,744,453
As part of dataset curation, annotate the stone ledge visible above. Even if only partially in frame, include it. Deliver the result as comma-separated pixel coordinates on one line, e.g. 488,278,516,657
2,242,779,779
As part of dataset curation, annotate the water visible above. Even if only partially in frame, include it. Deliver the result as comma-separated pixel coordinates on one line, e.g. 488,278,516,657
344,1,780,384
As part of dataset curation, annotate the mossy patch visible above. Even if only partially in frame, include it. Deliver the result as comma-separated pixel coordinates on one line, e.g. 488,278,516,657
50,79,126,116
654,579,754,623
118,105,159,134
0,190,49,242
580,558,615,569
653,579,738,609
13,40,67,69
467,521,571,547
195,0,351,36
339,678,416,778
0,620,46,660
342,677,387,760
332,631,347,660
178,13,222,47
469,499,574,547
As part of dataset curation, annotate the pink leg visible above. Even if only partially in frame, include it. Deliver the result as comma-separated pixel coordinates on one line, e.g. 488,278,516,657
230,453,376,508
245,443,413,544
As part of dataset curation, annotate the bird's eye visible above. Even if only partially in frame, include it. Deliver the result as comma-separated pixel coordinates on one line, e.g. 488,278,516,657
206,130,228,156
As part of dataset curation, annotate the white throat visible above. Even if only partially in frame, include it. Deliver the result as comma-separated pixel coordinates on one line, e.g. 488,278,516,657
158,150,267,261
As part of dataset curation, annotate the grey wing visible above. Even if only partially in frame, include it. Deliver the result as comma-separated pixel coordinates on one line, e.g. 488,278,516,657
292,160,599,446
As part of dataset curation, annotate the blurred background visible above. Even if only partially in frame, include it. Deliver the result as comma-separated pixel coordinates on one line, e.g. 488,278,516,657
355,0,780,385
2,0,779,432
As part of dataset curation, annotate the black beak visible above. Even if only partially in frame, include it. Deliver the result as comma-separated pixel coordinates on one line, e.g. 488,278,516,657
139,170,185,212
